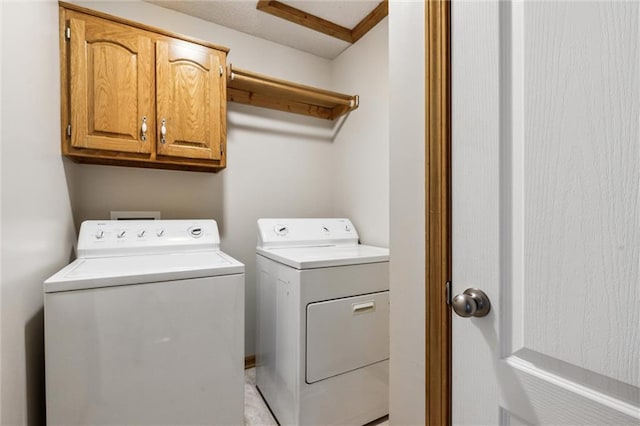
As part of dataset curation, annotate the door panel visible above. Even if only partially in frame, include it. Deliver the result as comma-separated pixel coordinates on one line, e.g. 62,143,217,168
156,40,222,160
306,291,389,383
452,1,640,424
69,15,153,153
89,44,137,137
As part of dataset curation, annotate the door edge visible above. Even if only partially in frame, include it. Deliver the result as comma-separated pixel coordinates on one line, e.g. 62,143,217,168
425,1,452,425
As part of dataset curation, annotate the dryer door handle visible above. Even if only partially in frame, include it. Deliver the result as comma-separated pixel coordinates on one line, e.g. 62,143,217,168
352,301,375,313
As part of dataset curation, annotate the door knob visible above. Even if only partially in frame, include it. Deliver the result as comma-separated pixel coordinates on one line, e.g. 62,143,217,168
452,288,491,318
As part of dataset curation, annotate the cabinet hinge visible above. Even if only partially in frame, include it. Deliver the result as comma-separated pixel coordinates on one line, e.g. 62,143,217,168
65,27,71,40
66,124,71,137
445,280,452,305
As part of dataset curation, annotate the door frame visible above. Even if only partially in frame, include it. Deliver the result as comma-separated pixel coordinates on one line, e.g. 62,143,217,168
425,0,451,424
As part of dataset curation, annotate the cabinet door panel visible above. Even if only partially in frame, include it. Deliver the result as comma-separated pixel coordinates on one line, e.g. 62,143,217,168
69,15,153,153
156,40,222,160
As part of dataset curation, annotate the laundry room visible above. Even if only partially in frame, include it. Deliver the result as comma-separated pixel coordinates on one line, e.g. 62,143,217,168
7,0,638,424
1,0,426,425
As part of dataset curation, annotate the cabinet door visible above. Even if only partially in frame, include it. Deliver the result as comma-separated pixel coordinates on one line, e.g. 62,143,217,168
156,40,223,160
69,15,154,153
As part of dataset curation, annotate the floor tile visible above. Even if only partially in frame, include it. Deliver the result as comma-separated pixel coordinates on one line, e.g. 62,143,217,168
244,368,277,426
243,368,389,426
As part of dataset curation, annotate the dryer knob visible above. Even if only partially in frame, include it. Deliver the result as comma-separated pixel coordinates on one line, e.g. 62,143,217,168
274,225,288,236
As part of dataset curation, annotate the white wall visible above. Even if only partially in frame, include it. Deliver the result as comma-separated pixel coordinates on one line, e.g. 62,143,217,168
70,1,338,357
331,19,389,248
1,1,77,424
388,1,426,425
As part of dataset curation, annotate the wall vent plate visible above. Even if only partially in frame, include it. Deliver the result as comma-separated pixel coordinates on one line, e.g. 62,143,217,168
110,211,161,220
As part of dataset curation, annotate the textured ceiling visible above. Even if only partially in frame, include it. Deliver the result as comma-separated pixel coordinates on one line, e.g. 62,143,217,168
146,1,380,59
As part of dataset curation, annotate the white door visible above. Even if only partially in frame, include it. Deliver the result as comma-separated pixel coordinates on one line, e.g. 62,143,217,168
452,1,640,424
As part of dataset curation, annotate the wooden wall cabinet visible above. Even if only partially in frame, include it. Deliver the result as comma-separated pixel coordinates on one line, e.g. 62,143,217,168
60,3,229,172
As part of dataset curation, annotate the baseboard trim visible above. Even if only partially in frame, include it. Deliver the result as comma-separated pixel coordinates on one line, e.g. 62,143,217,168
245,355,256,370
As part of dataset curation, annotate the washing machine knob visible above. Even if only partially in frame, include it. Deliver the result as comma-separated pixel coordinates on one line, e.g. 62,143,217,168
189,227,203,238
157,229,165,237
95,230,104,239
138,230,146,238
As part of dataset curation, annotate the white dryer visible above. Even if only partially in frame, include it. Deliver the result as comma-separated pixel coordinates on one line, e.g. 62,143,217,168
44,220,244,426
256,218,389,426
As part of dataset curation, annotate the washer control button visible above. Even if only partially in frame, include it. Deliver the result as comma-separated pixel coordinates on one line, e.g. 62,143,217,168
156,229,165,237
137,230,146,238
95,230,104,240
117,230,126,239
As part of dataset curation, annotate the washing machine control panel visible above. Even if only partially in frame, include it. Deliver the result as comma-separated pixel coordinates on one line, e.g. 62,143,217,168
78,220,220,258
258,218,359,248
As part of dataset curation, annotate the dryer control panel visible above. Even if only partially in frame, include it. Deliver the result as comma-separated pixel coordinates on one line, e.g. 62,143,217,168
77,220,220,258
257,218,359,249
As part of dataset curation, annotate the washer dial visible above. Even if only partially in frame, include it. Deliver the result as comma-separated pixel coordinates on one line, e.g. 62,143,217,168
188,226,203,238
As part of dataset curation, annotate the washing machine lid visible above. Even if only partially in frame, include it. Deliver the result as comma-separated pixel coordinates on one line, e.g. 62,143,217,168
256,244,389,269
45,250,244,293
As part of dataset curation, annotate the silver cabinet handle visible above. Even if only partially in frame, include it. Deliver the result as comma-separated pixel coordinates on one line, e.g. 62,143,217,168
452,288,491,318
160,118,167,144
140,116,147,141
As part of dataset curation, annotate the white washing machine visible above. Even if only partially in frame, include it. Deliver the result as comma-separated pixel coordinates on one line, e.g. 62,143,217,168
44,220,244,426
256,218,389,426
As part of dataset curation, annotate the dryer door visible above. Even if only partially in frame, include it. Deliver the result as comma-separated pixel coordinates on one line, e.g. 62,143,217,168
306,291,389,383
